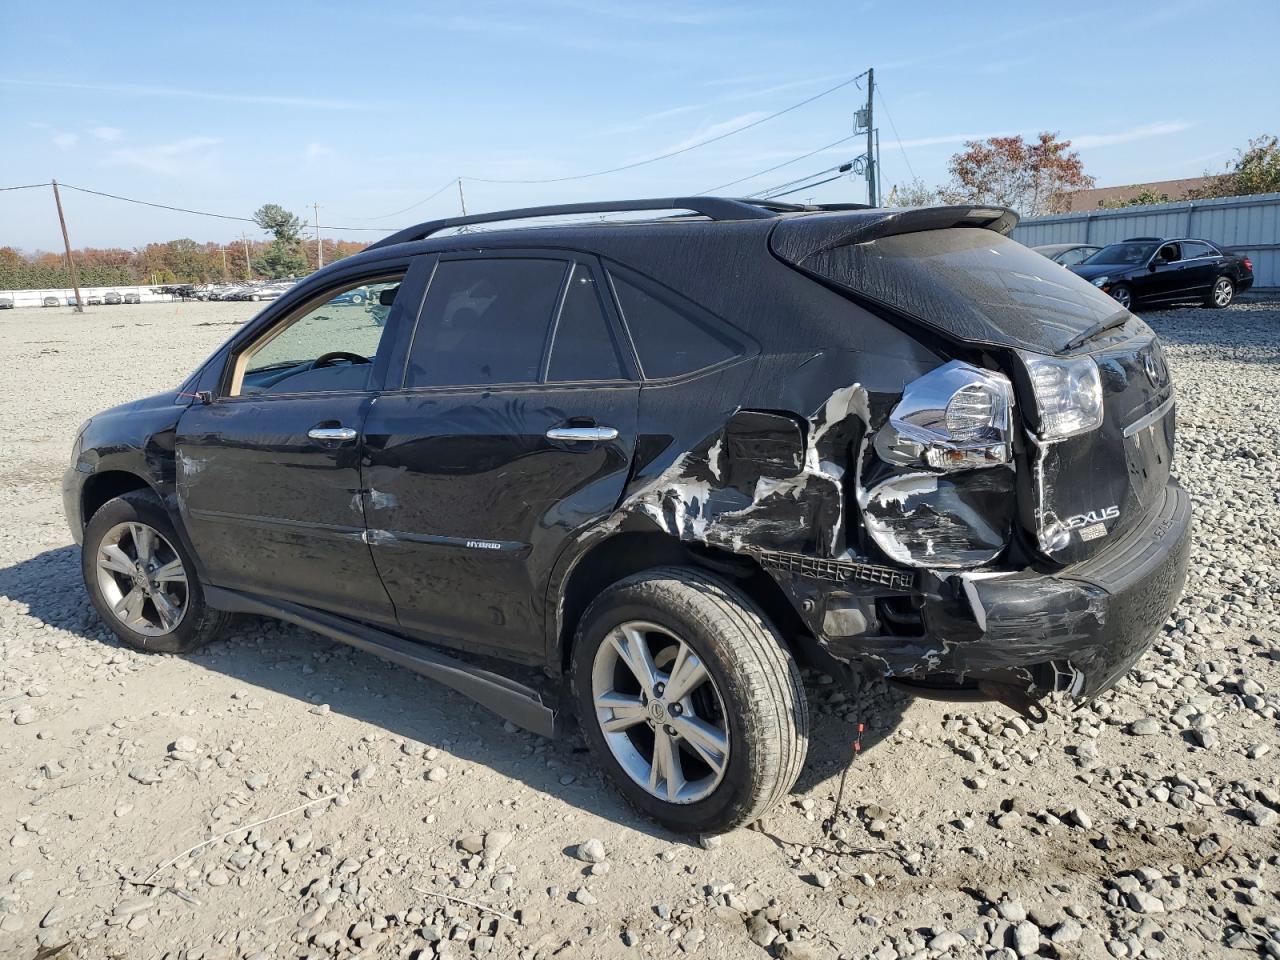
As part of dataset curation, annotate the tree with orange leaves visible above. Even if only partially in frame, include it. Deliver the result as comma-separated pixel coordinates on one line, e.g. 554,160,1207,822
942,132,1093,216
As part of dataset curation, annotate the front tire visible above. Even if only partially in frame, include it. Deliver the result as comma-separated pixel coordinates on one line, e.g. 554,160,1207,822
572,567,809,834
1110,283,1134,311
1206,276,1234,308
82,490,229,653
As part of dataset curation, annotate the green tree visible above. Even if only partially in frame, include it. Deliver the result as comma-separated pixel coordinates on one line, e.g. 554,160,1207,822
1188,135,1280,200
254,241,308,279
1099,187,1172,209
887,178,941,207
252,203,304,243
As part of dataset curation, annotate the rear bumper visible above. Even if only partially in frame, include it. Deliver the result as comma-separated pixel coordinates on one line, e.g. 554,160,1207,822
828,479,1192,699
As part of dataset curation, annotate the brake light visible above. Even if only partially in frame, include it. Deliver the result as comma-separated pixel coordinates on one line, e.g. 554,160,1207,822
1243,257,1253,273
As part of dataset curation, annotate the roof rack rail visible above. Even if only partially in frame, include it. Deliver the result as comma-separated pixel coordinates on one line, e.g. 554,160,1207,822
366,197,778,251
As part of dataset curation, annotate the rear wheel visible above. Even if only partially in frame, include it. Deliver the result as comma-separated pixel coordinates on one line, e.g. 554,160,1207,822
83,490,229,653
1206,276,1234,308
572,567,808,834
1110,283,1134,310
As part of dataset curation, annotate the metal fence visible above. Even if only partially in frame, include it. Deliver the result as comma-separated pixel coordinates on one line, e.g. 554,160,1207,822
1011,191,1280,289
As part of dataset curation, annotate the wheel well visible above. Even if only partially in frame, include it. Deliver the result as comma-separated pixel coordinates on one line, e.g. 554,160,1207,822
556,531,809,671
81,471,152,526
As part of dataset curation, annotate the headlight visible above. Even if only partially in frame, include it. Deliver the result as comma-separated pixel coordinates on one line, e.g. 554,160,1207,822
1091,276,1109,288
1018,351,1103,440
874,361,1013,471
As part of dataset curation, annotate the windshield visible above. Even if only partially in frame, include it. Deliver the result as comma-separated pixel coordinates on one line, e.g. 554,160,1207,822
1083,242,1158,265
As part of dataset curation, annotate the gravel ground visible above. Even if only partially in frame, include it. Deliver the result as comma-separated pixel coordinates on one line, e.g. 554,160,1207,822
0,298,1277,960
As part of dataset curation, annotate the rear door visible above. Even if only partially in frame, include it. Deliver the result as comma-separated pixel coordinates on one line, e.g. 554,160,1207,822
1176,240,1217,297
362,251,640,659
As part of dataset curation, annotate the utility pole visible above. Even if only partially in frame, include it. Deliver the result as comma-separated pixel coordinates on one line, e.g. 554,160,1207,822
221,248,229,281
240,233,252,280
313,201,323,269
864,68,877,207
457,178,468,217
51,180,83,313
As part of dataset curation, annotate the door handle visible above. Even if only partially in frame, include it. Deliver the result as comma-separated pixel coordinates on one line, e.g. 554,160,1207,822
545,425,619,442
308,426,358,442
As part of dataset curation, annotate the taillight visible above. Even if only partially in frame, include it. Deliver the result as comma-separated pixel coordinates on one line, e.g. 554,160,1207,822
862,362,1017,569
1243,257,1253,273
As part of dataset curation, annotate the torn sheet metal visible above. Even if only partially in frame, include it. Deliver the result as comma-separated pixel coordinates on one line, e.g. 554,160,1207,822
617,384,871,558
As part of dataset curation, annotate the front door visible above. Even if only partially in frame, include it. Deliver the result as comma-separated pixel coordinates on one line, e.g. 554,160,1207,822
362,253,640,659
176,267,421,624
1133,241,1184,302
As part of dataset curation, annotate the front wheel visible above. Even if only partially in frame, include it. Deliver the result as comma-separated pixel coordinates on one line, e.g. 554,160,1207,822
82,490,230,653
1110,283,1134,310
1206,276,1234,308
572,567,809,834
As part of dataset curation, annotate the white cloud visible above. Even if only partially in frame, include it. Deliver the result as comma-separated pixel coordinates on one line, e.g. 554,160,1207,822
53,132,79,149
304,143,333,160
92,126,123,141
106,136,221,176
1069,121,1191,149
0,77,383,111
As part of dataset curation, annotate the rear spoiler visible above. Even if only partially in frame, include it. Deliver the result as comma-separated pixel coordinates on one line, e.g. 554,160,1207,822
770,205,1019,265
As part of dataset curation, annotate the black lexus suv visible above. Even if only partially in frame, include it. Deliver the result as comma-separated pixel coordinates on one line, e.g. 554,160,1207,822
1070,236,1253,310
65,199,1191,833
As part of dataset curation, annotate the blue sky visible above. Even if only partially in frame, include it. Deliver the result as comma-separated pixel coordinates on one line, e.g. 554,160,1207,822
3,0,1277,251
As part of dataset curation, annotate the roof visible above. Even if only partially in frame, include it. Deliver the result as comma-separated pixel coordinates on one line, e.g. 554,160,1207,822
1062,175,1232,212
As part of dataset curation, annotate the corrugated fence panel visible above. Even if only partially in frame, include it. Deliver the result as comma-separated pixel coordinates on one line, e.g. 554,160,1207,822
1011,192,1280,288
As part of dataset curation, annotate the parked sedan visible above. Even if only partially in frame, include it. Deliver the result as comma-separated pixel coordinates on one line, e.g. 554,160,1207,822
103,291,123,305
123,292,141,304
1071,237,1253,309
1033,242,1101,266
42,296,60,307
0,296,13,310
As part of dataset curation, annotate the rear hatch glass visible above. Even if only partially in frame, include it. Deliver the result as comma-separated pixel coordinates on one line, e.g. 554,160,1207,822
773,226,1128,355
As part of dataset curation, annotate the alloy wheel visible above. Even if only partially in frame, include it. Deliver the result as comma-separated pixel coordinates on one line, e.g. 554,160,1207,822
95,522,189,636
1213,278,1233,307
590,620,730,804
1113,286,1132,309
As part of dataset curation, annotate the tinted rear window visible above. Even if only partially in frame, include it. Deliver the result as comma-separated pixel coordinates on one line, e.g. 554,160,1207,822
610,273,738,379
796,228,1128,354
548,263,625,382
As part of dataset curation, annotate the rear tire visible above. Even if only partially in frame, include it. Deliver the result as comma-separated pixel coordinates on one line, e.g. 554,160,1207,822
82,490,229,653
1205,276,1234,308
571,566,808,834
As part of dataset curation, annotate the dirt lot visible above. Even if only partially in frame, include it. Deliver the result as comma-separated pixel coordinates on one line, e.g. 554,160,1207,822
1,298,1277,960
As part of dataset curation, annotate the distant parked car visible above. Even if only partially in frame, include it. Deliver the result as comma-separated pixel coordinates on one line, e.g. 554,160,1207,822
103,291,123,305
1033,243,1101,267
43,296,60,307
1070,237,1254,309
123,292,141,304
0,296,13,310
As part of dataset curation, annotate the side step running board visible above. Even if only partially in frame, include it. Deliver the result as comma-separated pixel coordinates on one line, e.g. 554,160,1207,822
205,587,558,738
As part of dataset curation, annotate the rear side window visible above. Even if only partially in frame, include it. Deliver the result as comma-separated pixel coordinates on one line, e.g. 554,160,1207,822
406,258,566,388
609,272,738,379
548,263,625,382
1180,240,1213,260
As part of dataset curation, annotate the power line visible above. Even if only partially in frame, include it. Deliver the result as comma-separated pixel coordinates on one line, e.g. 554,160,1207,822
876,86,917,183
464,69,869,185
761,173,847,200
58,182,258,223
698,134,858,195
750,157,857,199
0,182,52,192
338,179,457,221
